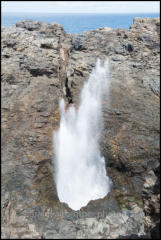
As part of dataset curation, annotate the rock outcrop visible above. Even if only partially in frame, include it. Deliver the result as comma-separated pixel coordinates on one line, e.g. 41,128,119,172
1,18,160,238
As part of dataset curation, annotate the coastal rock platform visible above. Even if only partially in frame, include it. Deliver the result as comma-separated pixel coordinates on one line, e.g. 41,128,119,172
2,18,160,238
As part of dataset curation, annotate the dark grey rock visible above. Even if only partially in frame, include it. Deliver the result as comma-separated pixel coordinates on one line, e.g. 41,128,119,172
72,35,87,50
1,18,160,238
16,20,43,31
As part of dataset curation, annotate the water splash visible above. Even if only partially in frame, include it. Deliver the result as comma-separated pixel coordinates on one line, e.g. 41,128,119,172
53,58,111,211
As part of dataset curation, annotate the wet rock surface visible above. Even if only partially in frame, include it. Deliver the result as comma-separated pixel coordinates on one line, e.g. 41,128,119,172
1,18,160,238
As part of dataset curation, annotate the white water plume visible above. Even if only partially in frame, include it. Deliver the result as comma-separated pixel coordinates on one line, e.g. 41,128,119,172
53,58,111,211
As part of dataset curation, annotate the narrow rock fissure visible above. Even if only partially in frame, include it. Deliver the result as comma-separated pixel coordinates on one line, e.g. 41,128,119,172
1,17,160,238
65,77,73,104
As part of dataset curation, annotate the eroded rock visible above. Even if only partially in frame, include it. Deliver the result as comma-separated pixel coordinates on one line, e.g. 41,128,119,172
1,18,160,238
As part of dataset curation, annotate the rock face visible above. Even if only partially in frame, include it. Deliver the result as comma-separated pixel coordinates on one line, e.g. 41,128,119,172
1,18,160,239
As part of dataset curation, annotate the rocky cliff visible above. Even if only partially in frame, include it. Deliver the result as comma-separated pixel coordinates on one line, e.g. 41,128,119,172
1,18,160,239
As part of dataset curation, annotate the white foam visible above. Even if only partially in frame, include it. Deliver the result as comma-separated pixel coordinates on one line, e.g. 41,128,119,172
53,58,111,211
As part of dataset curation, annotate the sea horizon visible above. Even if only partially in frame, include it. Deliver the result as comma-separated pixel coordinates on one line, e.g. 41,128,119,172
2,12,160,34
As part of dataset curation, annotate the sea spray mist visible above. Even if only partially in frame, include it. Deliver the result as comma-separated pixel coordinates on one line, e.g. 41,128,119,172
53,58,112,211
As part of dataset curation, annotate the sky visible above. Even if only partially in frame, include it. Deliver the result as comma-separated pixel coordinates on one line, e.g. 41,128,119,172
2,1,160,14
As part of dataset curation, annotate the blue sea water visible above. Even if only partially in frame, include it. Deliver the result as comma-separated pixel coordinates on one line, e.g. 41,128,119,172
2,12,159,34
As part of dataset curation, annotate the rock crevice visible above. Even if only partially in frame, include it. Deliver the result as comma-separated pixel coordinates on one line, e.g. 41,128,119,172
2,18,160,239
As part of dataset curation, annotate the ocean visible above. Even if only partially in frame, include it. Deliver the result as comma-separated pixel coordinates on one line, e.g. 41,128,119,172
2,12,159,34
